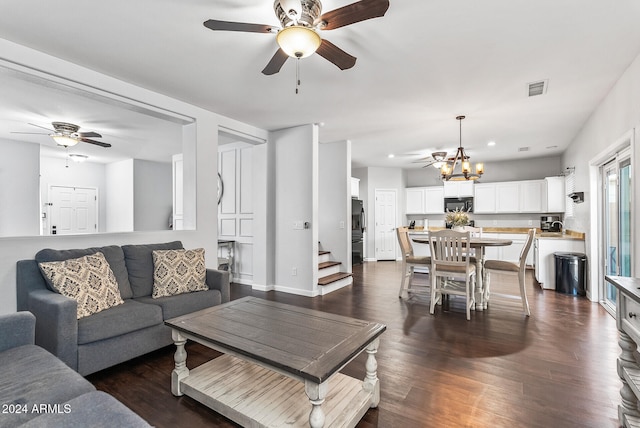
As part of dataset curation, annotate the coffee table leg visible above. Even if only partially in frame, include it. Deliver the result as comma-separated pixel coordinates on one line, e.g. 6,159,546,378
363,338,381,407
171,330,189,396
304,380,327,428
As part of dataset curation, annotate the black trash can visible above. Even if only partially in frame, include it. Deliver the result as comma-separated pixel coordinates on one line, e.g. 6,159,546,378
554,252,587,296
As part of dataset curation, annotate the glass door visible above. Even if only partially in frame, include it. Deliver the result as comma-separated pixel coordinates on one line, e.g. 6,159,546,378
602,154,632,312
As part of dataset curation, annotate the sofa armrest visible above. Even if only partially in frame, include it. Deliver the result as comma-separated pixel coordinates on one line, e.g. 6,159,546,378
206,268,230,303
28,289,79,371
0,311,36,352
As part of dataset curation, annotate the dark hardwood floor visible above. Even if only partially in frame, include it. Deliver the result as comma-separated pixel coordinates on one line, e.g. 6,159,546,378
88,261,620,427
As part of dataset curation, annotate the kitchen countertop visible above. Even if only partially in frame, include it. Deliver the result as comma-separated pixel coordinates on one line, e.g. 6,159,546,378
406,227,585,240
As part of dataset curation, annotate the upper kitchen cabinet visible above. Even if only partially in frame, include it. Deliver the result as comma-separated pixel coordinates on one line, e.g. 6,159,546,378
474,179,546,213
425,186,444,214
544,176,565,213
406,186,444,214
443,180,474,198
474,183,496,213
406,187,426,214
496,182,521,212
519,180,545,213
351,177,360,199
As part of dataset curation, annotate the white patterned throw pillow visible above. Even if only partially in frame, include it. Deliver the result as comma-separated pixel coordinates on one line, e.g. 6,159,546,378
39,252,124,319
152,248,208,298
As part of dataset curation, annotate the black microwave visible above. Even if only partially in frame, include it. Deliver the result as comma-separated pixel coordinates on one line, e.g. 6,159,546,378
444,197,473,213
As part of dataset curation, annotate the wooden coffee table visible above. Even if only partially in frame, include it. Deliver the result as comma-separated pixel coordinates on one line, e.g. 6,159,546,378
165,297,386,428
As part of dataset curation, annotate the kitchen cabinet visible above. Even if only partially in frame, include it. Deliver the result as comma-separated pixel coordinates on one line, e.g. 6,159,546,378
351,177,360,199
496,182,520,212
424,186,444,214
544,176,565,213
534,237,585,289
474,183,496,213
520,180,545,212
443,181,474,198
477,180,546,213
406,188,426,214
406,186,444,214
482,232,534,266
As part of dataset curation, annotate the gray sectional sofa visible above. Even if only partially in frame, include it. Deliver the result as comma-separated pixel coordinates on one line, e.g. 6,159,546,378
16,241,230,376
0,311,150,427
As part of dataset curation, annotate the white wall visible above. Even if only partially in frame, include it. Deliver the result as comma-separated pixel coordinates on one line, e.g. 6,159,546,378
0,38,268,315
563,50,640,297
406,155,563,187
0,139,40,236
133,159,172,231
272,124,319,296
319,140,351,271
105,159,134,233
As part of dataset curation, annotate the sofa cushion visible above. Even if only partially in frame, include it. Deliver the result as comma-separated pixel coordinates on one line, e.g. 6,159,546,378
152,248,207,298
35,245,134,299
122,241,184,298
0,344,95,426
77,299,163,345
137,289,222,320
39,252,124,319
20,391,151,428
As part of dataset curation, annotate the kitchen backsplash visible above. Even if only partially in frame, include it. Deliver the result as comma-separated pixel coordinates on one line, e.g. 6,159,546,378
406,213,553,229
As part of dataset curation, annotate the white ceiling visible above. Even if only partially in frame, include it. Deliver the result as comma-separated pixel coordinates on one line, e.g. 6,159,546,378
0,0,639,168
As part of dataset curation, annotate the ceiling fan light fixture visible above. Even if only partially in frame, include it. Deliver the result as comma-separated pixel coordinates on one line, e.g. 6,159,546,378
51,134,79,147
276,26,321,58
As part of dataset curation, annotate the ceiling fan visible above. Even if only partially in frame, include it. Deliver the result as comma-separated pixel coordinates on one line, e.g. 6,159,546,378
412,151,448,168
11,122,111,148
203,0,390,75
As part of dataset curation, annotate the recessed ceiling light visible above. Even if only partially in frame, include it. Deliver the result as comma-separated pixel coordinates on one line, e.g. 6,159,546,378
388,154,395,158
546,145,558,149
487,141,496,147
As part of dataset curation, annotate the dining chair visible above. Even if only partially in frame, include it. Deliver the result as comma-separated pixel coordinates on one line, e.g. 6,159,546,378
460,225,482,260
483,228,536,316
428,229,476,320
396,227,431,298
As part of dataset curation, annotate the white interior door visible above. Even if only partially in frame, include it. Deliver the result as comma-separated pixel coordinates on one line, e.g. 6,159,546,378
49,186,97,235
374,189,397,260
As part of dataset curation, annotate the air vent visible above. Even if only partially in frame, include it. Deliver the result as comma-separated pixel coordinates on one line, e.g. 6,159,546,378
518,146,530,152
528,80,548,97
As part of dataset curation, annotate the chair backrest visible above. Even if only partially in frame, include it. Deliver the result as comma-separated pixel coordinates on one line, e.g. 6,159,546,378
429,229,472,269
461,225,483,237
518,228,536,271
396,227,414,260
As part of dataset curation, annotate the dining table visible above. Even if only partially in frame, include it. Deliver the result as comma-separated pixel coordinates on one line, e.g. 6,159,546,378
412,235,513,310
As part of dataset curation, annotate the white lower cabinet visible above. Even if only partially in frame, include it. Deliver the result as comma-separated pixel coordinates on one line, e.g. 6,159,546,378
534,238,585,289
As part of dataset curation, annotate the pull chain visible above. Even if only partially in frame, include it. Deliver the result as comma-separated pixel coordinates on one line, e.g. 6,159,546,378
295,57,301,94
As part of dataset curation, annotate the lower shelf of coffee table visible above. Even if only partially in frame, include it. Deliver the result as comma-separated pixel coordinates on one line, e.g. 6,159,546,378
180,354,373,428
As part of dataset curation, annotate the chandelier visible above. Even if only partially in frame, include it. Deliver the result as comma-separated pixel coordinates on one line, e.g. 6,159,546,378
440,115,484,181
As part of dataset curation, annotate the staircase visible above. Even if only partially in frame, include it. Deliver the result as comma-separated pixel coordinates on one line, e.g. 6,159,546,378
318,250,352,295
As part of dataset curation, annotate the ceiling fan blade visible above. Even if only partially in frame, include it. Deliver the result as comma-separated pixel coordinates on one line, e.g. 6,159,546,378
262,49,289,75
10,131,49,135
318,0,390,30
203,19,275,34
28,123,55,132
79,131,102,138
316,40,356,70
79,138,111,148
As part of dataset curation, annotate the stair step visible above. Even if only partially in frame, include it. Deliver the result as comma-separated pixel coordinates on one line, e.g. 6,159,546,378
318,272,353,286
319,251,330,256
319,261,341,270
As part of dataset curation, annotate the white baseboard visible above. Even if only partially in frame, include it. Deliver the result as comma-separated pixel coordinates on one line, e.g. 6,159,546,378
364,257,377,262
